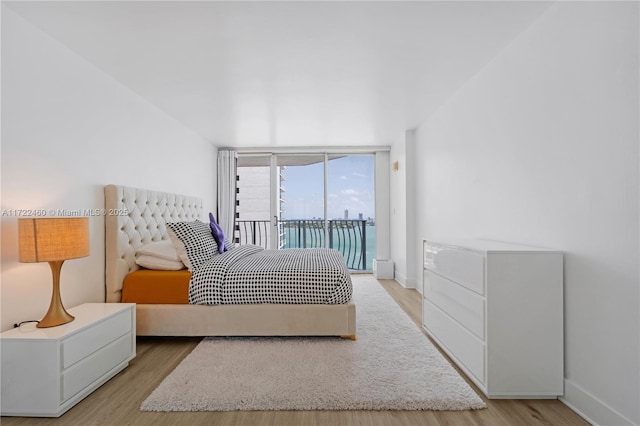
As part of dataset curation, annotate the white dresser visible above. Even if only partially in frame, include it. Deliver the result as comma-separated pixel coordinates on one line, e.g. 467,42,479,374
422,239,563,398
1,303,136,417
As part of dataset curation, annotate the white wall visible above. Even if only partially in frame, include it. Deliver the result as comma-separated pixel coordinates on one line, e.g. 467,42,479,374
390,130,417,288
389,135,407,283
374,151,391,261
1,7,217,331
407,2,639,425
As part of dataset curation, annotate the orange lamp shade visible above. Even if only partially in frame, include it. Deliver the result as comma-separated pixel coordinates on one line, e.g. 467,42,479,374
18,217,90,263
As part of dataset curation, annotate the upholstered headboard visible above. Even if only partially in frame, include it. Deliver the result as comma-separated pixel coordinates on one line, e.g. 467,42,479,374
104,185,203,302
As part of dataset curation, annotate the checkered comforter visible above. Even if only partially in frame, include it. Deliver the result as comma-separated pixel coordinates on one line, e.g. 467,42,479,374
188,245,353,305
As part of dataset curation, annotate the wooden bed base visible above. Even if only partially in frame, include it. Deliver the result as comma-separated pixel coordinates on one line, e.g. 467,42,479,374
105,185,356,338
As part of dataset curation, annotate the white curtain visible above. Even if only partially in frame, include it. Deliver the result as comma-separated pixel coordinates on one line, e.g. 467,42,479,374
217,150,238,242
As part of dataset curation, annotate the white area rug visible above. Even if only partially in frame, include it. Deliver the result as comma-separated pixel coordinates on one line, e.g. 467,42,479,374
141,276,486,411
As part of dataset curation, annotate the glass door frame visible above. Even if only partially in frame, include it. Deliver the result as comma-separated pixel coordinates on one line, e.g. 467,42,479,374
236,147,390,271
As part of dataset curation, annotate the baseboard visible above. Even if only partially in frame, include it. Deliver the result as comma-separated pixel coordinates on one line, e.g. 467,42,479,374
560,379,637,426
393,272,417,289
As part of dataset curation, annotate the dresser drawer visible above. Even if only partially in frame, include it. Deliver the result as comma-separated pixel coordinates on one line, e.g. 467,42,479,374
424,270,485,340
62,310,132,369
62,333,133,402
424,242,484,295
423,299,485,384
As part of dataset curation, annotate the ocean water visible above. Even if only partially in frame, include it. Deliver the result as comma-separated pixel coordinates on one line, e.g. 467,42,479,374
282,224,376,271
362,224,376,271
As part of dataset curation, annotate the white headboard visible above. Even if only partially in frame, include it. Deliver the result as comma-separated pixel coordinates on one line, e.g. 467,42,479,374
104,185,203,302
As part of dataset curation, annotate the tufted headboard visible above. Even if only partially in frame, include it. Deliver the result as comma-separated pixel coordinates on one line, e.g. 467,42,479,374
104,185,203,302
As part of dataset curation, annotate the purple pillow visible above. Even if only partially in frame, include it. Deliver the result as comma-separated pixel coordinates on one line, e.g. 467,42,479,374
209,212,227,254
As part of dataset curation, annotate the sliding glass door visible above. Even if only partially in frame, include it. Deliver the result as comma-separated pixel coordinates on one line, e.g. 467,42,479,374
236,152,376,271
326,154,375,271
236,155,274,248
277,154,327,250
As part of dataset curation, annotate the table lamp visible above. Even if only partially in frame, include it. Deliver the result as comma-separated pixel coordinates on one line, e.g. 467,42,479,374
18,217,90,328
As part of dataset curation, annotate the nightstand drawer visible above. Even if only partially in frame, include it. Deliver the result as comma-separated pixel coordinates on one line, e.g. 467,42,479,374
424,241,484,295
62,309,132,369
62,333,132,402
423,299,485,384
424,270,485,340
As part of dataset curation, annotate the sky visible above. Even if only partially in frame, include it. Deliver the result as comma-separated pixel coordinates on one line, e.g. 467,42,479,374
283,155,375,220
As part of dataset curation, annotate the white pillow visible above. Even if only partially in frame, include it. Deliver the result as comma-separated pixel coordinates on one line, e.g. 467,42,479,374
135,255,185,271
136,240,181,262
135,240,185,270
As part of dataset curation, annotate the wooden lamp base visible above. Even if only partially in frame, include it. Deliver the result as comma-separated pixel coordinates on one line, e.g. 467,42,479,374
37,260,75,328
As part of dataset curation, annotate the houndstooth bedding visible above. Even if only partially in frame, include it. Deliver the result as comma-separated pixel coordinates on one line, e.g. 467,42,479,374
189,245,353,305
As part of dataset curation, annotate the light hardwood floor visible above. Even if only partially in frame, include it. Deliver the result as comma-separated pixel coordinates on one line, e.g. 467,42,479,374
1,277,588,426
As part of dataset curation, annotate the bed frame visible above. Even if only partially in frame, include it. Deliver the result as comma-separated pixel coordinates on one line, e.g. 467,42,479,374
105,184,356,338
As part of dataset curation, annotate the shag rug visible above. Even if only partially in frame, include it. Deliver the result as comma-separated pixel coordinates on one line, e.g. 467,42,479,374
141,275,486,412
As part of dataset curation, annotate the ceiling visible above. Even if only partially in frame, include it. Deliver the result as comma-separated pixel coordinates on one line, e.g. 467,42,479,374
5,1,552,148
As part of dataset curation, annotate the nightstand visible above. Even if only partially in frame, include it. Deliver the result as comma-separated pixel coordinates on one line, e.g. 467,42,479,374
0,303,136,417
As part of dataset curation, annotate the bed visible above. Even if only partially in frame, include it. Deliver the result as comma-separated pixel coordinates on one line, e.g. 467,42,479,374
104,184,356,338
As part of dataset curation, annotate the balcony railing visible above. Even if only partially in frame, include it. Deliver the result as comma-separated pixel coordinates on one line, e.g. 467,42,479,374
236,219,369,270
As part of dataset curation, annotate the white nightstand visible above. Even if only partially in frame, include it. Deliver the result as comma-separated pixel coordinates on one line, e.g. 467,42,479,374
0,303,136,417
